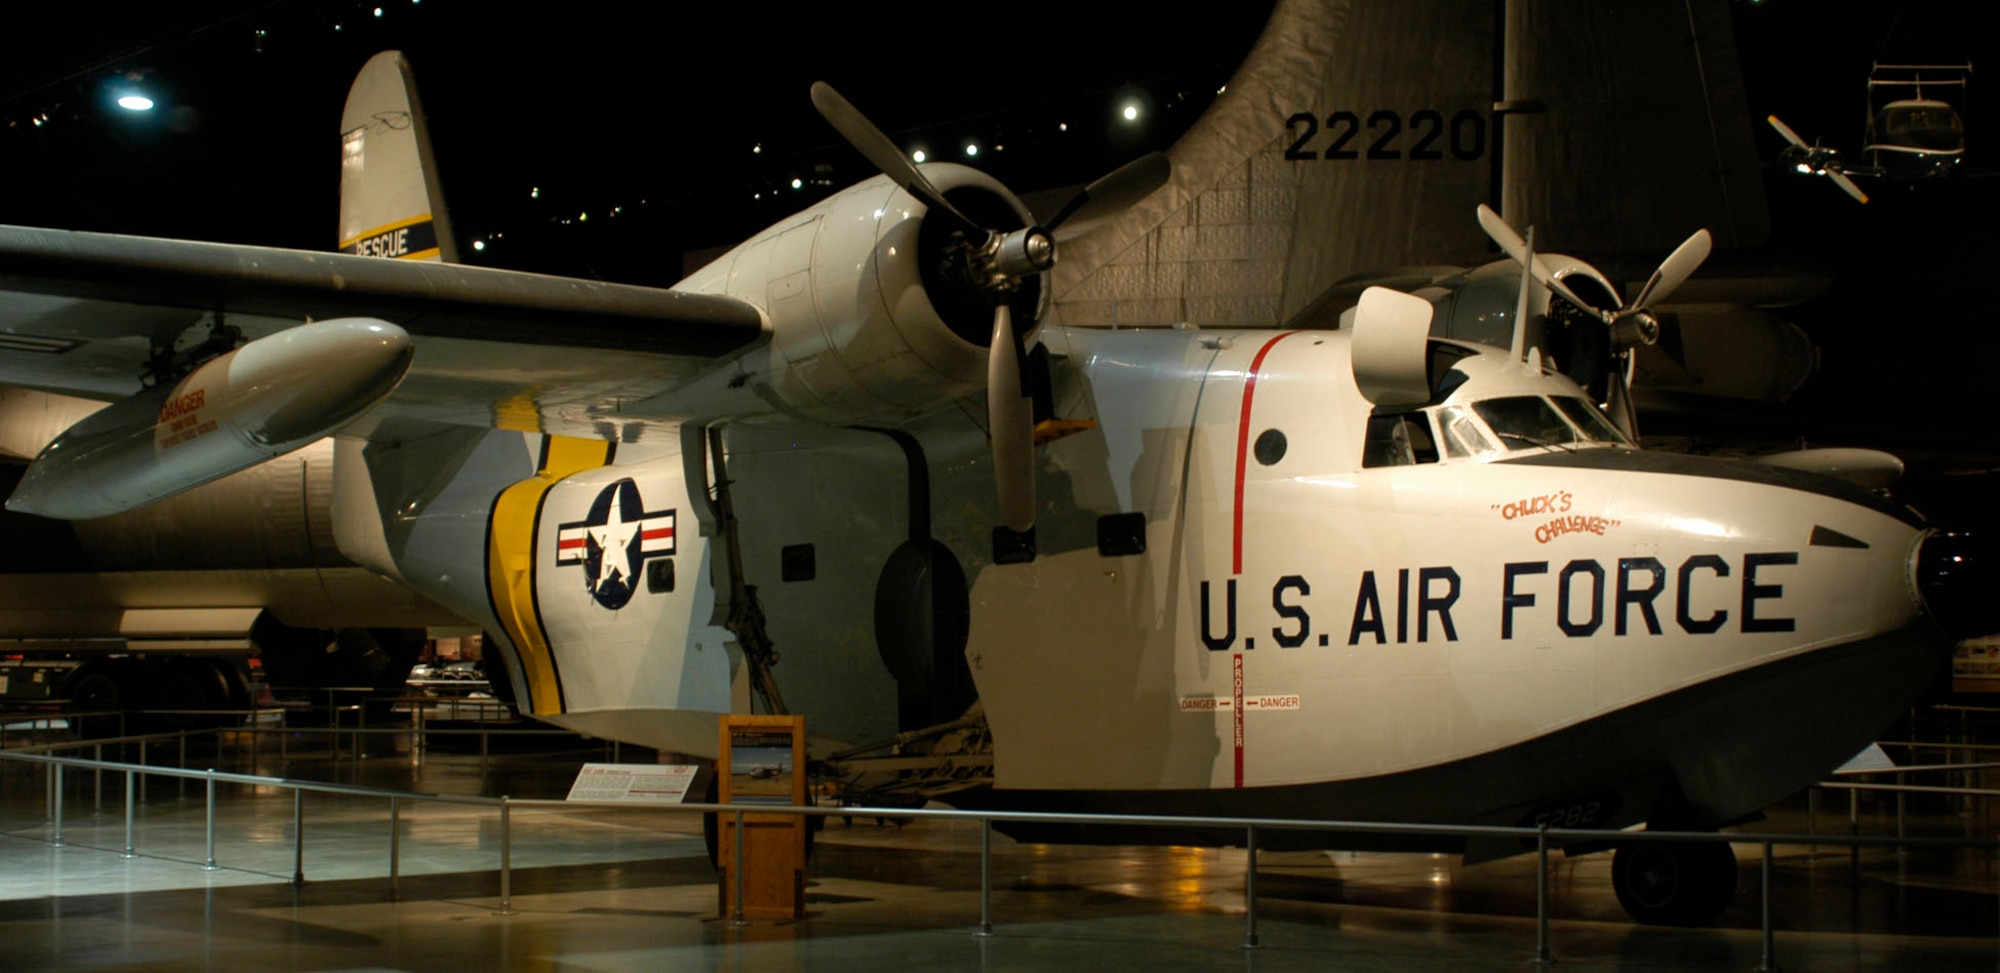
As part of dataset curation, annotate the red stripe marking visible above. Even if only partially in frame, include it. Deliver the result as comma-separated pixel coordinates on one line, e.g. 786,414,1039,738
556,538,585,550
1232,332,1298,575
641,528,673,541
1232,653,1246,788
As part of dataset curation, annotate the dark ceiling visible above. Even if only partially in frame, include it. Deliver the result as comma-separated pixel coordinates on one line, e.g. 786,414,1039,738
0,1,1272,282
2,0,1998,521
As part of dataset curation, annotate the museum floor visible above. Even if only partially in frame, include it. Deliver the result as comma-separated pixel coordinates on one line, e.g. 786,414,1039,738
0,731,1995,972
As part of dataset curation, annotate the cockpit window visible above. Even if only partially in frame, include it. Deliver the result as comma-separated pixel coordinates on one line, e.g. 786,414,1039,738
1472,396,1579,450
1363,413,1440,468
1436,406,1495,458
1552,396,1628,445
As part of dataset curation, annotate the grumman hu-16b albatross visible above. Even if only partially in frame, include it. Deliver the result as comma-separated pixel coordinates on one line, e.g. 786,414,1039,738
0,53,1989,928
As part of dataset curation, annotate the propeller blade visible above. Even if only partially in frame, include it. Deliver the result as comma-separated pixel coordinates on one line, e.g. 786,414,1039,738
1627,228,1712,310
1045,152,1172,237
1828,168,1871,204
1605,356,1640,442
811,81,980,230
1475,204,1598,319
987,305,1035,532
1767,114,1811,151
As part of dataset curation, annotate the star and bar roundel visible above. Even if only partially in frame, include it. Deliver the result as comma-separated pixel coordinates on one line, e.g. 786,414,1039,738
555,478,675,610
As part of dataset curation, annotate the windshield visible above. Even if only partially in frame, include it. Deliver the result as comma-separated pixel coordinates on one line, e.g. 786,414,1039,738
1471,396,1579,450
1552,396,1629,445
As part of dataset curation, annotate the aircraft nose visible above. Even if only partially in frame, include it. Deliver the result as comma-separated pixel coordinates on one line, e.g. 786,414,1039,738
1916,531,2000,640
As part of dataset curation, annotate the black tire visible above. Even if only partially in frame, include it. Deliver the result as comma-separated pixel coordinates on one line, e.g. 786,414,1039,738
62,669,125,738
154,662,232,731
1611,839,1738,926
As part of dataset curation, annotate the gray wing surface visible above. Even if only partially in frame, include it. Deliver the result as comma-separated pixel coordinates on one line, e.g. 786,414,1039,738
0,224,764,433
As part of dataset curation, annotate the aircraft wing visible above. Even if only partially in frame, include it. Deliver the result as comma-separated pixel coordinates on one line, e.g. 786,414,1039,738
0,224,766,431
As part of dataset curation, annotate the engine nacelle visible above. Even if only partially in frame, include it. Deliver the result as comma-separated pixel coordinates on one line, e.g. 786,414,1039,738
678,164,1045,423
1420,254,1619,351
7,318,413,520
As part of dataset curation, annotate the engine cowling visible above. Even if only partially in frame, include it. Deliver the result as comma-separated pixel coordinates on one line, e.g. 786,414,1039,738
678,164,1045,424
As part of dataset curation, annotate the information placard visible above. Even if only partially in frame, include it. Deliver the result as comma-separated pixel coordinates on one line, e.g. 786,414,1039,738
565,763,699,803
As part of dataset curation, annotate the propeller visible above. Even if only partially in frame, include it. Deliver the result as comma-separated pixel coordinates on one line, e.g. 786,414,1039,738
811,81,1170,533
1767,115,1869,204
1475,204,1714,442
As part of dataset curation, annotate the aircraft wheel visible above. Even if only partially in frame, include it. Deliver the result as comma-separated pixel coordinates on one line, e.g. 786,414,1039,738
62,669,125,738
154,662,232,732
1611,839,1738,926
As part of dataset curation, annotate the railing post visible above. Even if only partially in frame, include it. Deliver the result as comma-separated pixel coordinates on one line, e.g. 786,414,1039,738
496,797,516,915
1849,788,1860,871
51,763,63,846
388,795,401,900
93,744,102,814
123,769,137,857
1757,840,1777,972
1807,786,1818,857
1895,770,1907,847
203,771,217,869
730,808,747,926
1242,824,1260,950
1534,822,1552,966
976,818,994,938
292,788,305,886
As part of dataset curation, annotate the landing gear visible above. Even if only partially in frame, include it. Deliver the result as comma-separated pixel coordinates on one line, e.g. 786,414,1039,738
1611,839,1738,926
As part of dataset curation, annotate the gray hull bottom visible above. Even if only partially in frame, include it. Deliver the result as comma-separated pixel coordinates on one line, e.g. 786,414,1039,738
968,626,1947,854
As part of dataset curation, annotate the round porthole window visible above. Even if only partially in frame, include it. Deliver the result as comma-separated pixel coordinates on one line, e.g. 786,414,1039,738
1254,429,1287,466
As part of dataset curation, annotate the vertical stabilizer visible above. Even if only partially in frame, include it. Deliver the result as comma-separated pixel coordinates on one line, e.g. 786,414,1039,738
1052,0,1769,330
338,51,458,263
1052,0,1495,329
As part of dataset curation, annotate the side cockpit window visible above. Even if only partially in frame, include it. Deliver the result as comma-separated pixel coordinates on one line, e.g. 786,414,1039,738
1437,406,1495,458
1363,413,1440,468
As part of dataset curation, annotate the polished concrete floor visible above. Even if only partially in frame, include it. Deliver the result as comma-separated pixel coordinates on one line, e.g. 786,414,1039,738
0,728,1996,971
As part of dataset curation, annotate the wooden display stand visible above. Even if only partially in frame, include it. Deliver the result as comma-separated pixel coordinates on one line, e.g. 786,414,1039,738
716,714,806,920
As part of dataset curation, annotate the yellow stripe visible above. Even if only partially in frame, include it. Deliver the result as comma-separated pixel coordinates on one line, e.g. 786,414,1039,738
338,212,434,249
486,436,613,715
393,247,442,261
492,391,544,434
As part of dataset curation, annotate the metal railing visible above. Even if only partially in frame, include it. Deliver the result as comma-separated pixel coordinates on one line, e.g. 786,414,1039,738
2,747,1996,970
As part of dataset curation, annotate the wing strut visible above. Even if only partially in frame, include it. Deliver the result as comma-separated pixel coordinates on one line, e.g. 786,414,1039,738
706,426,787,716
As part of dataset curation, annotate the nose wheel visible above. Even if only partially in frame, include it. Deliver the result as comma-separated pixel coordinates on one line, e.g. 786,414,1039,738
1611,838,1739,926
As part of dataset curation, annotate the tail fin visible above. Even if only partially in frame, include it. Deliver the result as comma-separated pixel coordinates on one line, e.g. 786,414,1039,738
338,51,458,263
1051,0,1768,329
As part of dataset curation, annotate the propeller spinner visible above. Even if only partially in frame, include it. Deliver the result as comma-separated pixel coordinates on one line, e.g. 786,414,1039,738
1475,204,1712,441
811,82,1169,533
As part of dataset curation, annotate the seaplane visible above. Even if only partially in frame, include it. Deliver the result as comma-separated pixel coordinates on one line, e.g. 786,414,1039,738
0,51,1986,928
